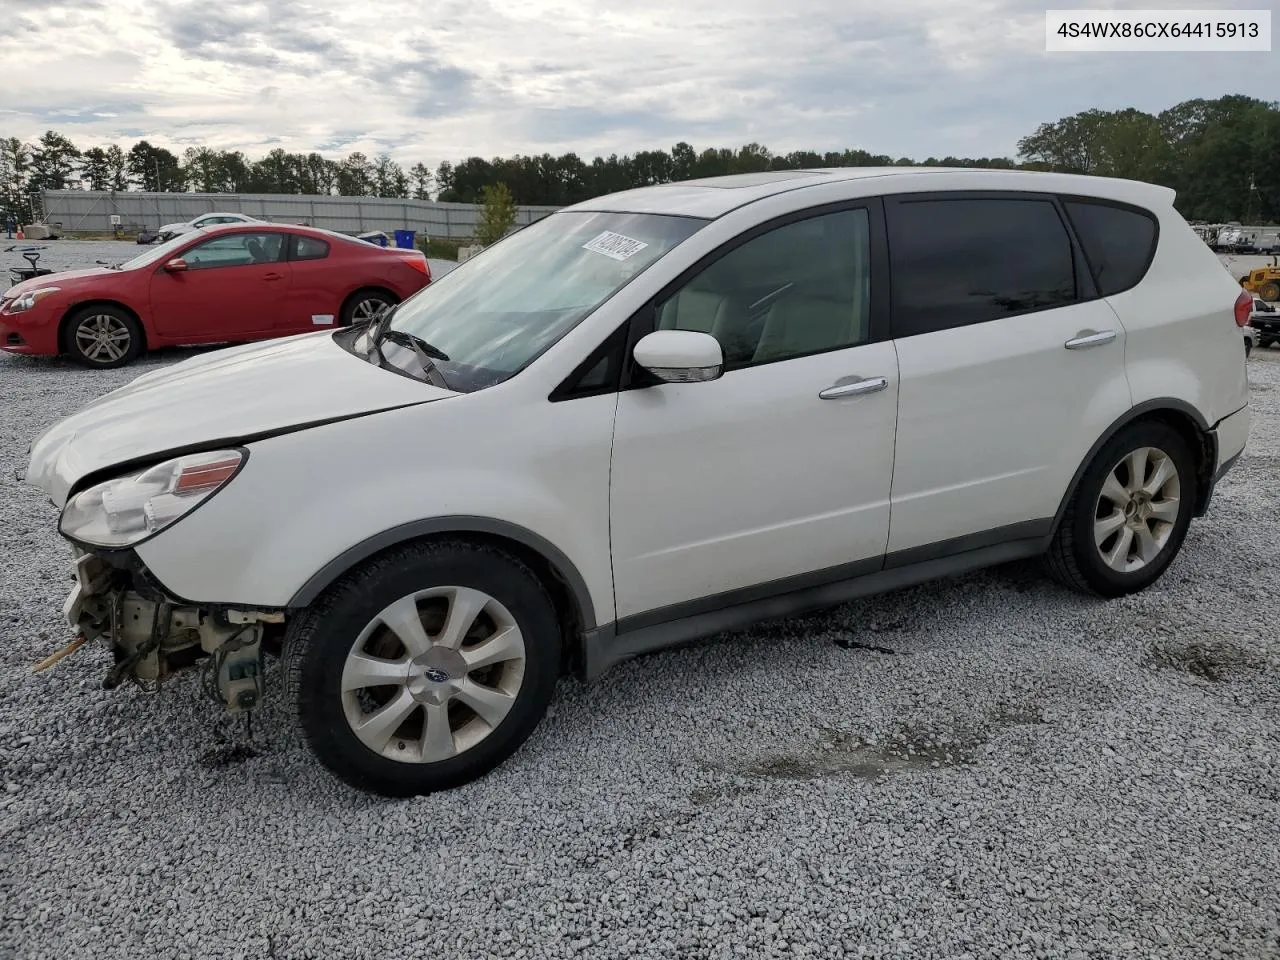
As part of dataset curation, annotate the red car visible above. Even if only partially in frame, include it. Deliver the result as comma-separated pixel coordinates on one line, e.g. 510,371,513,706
0,224,432,368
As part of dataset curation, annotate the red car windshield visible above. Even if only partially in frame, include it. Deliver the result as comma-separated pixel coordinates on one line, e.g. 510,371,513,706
118,233,201,270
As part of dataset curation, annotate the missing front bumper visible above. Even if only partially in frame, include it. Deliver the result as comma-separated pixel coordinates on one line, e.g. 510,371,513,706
52,548,284,713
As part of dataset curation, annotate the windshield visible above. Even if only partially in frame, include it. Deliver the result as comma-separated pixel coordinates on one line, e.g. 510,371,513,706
119,232,201,270
364,210,706,391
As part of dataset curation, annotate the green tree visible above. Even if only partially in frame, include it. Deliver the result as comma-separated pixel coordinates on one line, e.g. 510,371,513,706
303,153,338,195
127,141,183,191
182,146,225,192
29,130,81,190
105,144,129,191
409,162,432,200
79,146,112,190
475,182,517,245
0,137,32,218
373,153,409,198
336,152,374,196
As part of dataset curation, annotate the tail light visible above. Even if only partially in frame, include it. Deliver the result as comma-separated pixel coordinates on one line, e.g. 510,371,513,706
402,253,431,281
1234,289,1252,327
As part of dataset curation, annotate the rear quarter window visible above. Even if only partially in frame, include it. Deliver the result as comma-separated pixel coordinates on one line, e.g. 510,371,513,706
294,236,330,261
1063,200,1158,297
886,196,1078,337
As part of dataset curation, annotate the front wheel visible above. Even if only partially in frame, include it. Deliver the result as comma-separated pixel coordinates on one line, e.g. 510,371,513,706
1258,281,1280,302
284,540,562,796
1045,421,1197,598
64,306,143,368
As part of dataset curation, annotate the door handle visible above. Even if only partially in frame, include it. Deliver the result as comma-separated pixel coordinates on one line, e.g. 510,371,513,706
263,272,284,281
819,376,888,400
1064,330,1117,350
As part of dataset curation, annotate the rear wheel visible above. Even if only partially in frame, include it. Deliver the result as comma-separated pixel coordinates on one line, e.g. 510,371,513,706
284,540,562,796
339,289,397,327
1045,421,1197,598
64,306,143,368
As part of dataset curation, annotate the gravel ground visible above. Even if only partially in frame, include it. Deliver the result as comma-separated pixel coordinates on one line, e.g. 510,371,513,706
1,245,1279,960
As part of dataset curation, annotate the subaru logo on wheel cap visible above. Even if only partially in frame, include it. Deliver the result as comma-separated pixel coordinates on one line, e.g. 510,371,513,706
423,667,451,683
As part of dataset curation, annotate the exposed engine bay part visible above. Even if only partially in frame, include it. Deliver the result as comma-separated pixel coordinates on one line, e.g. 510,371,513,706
51,549,285,714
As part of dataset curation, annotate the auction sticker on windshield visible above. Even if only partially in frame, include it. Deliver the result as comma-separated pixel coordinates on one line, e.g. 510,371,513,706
583,231,649,261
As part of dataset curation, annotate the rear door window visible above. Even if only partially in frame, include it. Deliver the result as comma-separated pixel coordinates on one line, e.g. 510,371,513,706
886,196,1078,337
1063,200,1158,296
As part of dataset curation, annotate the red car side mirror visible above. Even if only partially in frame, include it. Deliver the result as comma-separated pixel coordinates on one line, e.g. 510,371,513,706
164,258,188,273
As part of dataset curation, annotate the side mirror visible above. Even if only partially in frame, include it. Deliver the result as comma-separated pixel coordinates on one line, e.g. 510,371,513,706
164,258,188,273
633,330,723,384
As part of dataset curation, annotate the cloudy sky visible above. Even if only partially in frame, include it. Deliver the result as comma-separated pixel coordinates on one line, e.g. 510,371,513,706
1,0,1275,168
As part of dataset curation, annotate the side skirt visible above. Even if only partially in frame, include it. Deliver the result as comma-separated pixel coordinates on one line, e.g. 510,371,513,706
581,520,1053,682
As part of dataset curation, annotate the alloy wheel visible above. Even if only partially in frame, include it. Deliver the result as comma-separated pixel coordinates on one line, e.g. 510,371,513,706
1092,445,1181,573
75,314,132,364
341,586,527,763
351,298,389,324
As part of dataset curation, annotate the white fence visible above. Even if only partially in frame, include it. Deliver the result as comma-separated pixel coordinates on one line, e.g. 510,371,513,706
40,191,561,239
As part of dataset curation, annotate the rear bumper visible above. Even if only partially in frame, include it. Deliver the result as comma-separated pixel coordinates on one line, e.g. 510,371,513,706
1213,404,1250,474
1198,404,1250,515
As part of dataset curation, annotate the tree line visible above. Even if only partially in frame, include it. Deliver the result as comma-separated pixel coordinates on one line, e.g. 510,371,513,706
2,95,1276,223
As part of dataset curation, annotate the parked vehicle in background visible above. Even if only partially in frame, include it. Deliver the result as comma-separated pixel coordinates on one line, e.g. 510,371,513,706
24,168,1250,796
1239,257,1280,302
0,224,431,367
155,212,262,242
1251,296,1280,347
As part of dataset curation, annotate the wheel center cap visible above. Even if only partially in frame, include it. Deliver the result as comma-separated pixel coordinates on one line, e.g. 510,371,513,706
1125,494,1152,524
406,647,467,703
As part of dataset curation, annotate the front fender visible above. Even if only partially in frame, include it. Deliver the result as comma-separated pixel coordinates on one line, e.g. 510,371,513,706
132,390,618,624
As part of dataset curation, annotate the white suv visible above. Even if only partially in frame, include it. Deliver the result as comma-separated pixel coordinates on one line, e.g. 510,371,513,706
26,168,1252,796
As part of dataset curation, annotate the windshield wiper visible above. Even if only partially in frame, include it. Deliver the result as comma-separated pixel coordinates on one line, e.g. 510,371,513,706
378,328,452,390
381,329,450,362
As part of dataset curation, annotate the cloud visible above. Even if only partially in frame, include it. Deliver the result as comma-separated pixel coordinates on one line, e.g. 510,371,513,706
0,0,1273,174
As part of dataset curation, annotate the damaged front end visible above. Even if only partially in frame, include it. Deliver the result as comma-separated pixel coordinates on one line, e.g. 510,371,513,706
51,547,285,714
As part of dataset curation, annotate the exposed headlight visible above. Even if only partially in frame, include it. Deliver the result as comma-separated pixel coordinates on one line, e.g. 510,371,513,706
59,449,245,548
5,287,60,314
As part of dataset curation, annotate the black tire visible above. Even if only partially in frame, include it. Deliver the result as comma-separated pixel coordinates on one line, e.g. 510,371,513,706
1258,281,1280,302
63,305,143,369
339,289,397,327
1045,421,1197,598
283,539,562,797
1261,338,1276,349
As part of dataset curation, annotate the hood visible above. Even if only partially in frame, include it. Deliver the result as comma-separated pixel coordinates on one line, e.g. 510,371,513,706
159,222,193,233
4,267,114,298
26,331,456,506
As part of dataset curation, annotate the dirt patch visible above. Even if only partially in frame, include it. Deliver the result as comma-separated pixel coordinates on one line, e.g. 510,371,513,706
1146,636,1266,682
744,703,1047,783
745,727,977,782
199,742,260,768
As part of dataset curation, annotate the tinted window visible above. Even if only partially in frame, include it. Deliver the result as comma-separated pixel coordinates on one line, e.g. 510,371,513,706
657,208,872,369
888,198,1076,337
1065,200,1157,296
184,233,285,270
294,236,330,261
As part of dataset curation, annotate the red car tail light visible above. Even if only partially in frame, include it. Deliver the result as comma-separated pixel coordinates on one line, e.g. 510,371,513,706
1234,289,1252,327
402,253,431,281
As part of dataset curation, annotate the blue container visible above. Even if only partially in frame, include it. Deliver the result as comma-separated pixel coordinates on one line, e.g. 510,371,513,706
394,229,416,249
